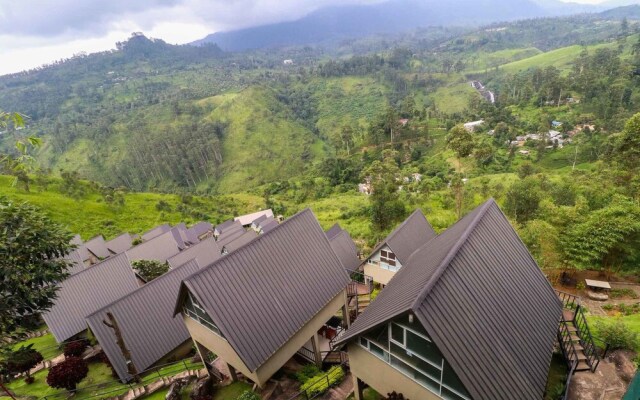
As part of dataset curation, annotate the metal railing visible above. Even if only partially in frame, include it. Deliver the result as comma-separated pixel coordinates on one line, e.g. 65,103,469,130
556,290,580,310
40,358,203,400
561,358,578,400
555,289,609,373
347,270,373,296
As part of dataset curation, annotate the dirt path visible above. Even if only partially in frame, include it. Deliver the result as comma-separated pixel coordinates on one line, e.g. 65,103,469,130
568,350,637,400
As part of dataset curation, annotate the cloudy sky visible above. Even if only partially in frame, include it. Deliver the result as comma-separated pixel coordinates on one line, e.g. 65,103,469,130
0,0,624,75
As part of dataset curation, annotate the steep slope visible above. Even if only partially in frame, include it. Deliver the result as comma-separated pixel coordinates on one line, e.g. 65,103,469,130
194,0,549,51
205,87,326,192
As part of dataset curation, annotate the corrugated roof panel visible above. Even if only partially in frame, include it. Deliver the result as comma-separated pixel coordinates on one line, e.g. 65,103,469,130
328,229,360,272
180,209,350,372
338,200,561,400
85,236,112,259
126,230,183,263
105,233,135,254
42,253,139,342
167,237,221,269
365,209,437,264
141,224,171,242
86,260,201,382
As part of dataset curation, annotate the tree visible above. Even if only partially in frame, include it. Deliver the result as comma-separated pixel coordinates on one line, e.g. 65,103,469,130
0,345,43,384
504,177,542,224
132,259,169,281
447,125,474,170
611,112,640,170
46,357,88,391
0,111,41,192
562,196,640,278
0,198,74,335
364,150,406,232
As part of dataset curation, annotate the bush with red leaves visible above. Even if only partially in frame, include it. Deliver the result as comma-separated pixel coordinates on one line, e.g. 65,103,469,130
63,341,87,358
46,356,89,391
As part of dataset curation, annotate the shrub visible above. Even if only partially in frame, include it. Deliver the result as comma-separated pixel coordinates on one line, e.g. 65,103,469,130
300,366,344,397
295,364,322,383
132,259,169,281
46,356,89,391
595,319,639,351
63,341,88,358
1,345,43,383
236,390,260,400
610,288,639,299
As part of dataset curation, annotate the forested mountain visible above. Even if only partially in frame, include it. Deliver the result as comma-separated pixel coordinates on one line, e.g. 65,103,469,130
0,9,638,195
193,0,550,51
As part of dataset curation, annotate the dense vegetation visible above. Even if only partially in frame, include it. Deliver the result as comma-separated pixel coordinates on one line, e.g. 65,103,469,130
1,11,640,281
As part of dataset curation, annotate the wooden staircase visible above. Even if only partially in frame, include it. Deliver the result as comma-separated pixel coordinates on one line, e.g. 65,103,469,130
556,291,608,375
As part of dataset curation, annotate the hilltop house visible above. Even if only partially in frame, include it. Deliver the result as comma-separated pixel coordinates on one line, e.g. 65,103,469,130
87,259,205,382
167,237,221,269
363,210,436,286
326,223,360,273
105,233,137,255
42,253,140,343
337,199,562,400
463,120,484,132
173,209,351,388
235,209,274,227
126,228,186,263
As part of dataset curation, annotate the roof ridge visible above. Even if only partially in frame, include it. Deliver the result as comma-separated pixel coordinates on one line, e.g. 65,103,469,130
409,199,495,311
89,258,199,317
387,208,425,242
64,252,130,280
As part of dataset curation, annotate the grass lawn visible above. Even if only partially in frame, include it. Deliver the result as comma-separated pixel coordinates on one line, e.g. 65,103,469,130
588,314,640,353
12,333,62,360
3,359,204,400
212,381,253,400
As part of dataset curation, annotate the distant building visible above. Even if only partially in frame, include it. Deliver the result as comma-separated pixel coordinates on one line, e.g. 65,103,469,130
463,120,484,132
398,118,409,127
283,59,294,65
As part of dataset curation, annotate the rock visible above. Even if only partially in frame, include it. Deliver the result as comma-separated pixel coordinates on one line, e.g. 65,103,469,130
587,290,608,301
166,378,188,400
190,376,213,399
612,351,637,383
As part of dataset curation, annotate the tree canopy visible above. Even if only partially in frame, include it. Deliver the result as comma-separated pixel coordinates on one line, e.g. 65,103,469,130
0,198,74,335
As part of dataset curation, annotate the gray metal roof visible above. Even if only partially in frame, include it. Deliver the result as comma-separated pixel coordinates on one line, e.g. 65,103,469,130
250,214,268,228
167,237,221,269
64,249,86,276
126,229,184,263
187,222,213,239
221,230,256,254
105,233,136,255
214,220,242,235
42,253,139,342
338,199,562,400
327,229,360,273
325,223,343,240
84,236,112,259
71,234,90,262
235,209,274,226
366,209,436,264
86,259,201,382
175,208,351,372
216,226,246,247
141,224,171,242
259,219,279,234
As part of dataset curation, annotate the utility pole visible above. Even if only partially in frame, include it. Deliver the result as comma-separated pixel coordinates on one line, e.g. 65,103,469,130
103,312,141,383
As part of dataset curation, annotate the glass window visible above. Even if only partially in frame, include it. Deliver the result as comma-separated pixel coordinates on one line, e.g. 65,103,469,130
406,330,442,365
391,323,404,344
364,325,389,349
442,361,470,398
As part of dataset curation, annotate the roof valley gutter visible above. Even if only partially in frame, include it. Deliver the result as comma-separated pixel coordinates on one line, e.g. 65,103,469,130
409,199,495,311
